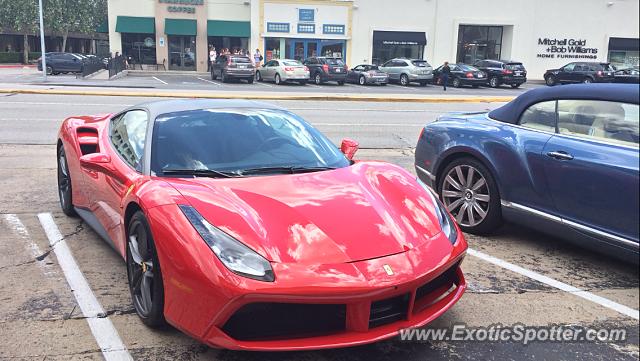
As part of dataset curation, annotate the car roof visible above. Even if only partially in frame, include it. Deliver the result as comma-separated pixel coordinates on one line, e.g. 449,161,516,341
488,84,640,124
126,99,284,120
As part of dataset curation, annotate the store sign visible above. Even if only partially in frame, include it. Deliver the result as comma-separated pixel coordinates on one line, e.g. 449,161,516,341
159,0,202,13
382,41,419,45
536,37,599,60
299,9,315,22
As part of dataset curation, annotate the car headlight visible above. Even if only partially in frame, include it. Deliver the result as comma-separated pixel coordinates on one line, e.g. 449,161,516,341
179,205,275,282
418,179,459,245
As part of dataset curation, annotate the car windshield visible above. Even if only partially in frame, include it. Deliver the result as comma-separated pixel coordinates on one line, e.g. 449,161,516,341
282,60,302,66
325,58,344,66
412,60,430,67
458,64,479,71
504,63,525,70
367,65,380,71
601,64,615,71
151,108,350,176
232,57,252,63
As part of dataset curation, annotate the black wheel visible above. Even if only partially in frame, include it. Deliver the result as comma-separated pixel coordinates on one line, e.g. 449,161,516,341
247,77,254,84
57,144,76,217
46,66,53,75
275,73,281,85
400,74,409,86
437,157,502,234
583,77,593,84
489,76,499,88
545,75,556,86
255,71,262,82
337,80,345,85
452,78,462,88
510,83,521,88
359,75,366,85
298,80,307,85
127,211,165,327
314,73,322,85
380,83,387,86
472,84,479,88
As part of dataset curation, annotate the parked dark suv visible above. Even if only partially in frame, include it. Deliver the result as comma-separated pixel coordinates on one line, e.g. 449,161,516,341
303,57,348,85
211,55,255,83
544,62,615,86
473,59,527,88
37,52,86,75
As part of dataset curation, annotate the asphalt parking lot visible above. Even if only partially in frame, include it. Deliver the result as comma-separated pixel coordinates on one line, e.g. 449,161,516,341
0,67,543,96
0,93,638,361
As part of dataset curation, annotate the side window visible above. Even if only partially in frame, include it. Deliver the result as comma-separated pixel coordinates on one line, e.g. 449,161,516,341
558,100,639,147
110,110,149,169
563,63,575,72
574,64,584,72
519,101,557,132
382,60,393,67
353,65,363,71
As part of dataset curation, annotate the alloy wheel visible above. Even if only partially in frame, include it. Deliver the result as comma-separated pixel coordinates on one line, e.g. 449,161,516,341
400,74,409,86
583,78,593,84
359,76,366,85
57,150,70,209
127,221,155,317
441,165,490,227
490,77,499,88
275,74,281,85
453,78,461,88
546,76,556,86
315,74,321,85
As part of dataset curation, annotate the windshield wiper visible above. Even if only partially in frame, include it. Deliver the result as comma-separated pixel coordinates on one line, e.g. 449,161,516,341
239,166,338,175
161,168,241,178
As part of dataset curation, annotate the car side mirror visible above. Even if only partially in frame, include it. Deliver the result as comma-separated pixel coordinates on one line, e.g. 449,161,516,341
340,138,359,160
80,153,115,174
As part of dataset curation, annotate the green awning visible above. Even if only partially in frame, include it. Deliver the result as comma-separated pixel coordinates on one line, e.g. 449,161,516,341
207,20,250,37
115,16,155,34
96,21,108,33
165,19,197,36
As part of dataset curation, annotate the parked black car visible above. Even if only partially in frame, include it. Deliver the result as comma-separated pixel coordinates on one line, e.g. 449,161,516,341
472,59,527,88
432,63,486,88
346,64,388,85
614,67,640,83
544,62,615,86
37,52,86,75
211,54,255,83
303,57,348,85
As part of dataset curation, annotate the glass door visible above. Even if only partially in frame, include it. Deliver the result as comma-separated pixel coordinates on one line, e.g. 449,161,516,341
293,41,305,61
168,36,197,71
306,42,318,58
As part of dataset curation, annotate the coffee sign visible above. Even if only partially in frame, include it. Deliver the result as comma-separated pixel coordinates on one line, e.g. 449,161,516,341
159,0,203,13
537,37,599,60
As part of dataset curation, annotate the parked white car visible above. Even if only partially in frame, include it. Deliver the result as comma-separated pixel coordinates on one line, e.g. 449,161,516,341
256,59,310,85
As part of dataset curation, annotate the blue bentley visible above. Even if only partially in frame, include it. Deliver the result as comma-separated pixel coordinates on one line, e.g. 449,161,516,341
415,84,639,262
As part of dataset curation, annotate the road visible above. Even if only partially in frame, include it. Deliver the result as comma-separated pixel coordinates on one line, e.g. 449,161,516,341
0,93,638,361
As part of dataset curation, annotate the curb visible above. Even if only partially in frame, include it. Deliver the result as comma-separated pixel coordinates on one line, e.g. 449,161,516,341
0,88,515,103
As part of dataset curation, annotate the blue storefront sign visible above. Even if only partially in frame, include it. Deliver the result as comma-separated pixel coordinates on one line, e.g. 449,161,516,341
299,9,315,22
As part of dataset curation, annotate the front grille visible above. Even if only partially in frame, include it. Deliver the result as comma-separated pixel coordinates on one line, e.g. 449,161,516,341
413,262,459,313
222,303,346,341
369,293,410,328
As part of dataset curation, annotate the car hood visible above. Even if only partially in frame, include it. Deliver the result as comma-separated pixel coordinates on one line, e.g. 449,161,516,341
166,162,444,265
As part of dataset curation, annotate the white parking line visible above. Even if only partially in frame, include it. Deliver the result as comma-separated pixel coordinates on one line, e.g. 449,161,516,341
38,213,133,361
254,81,274,88
468,248,640,320
196,77,221,86
2,214,56,277
152,76,168,85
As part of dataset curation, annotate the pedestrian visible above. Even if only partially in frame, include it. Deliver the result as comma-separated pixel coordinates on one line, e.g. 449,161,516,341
208,46,216,71
253,48,263,67
441,61,451,91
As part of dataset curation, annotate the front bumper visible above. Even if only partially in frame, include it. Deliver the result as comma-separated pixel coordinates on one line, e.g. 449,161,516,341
147,204,467,350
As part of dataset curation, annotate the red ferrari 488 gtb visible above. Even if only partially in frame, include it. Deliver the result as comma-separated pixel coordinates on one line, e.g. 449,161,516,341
56,99,467,350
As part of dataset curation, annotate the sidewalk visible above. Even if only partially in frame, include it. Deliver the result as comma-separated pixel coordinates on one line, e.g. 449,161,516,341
0,64,36,69
0,83,516,103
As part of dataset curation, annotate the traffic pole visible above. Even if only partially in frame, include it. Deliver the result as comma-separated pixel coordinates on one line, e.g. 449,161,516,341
38,0,47,81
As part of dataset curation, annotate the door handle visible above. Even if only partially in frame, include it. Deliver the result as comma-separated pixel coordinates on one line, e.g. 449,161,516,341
547,151,574,160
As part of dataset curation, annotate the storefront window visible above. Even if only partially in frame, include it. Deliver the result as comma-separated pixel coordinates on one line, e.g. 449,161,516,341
372,31,426,65
168,35,196,71
456,25,503,64
121,33,156,65
608,38,640,69
207,36,248,55
265,38,282,61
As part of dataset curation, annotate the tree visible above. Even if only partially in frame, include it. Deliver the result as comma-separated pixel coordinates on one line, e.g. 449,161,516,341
0,0,39,63
45,0,107,53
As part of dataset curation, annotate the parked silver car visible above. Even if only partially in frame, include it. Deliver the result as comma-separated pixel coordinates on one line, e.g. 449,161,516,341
256,59,310,85
379,58,433,86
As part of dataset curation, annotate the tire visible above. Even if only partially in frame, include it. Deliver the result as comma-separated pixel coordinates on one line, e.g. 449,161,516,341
452,78,462,88
57,144,76,217
419,81,428,87
380,83,387,86
275,73,281,85
255,71,262,82
400,74,409,86
314,73,322,85
489,76,499,88
359,75,366,85
46,66,53,75
127,211,166,328
220,71,227,83
298,80,307,85
211,69,217,80
437,157,502,234
545,75,556,86
247,77,254,84
510,83,521,88
337,80,345,85
472,84,479,88
583,77,593,84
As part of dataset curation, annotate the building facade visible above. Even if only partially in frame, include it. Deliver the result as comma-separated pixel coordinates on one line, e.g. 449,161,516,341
107,0,640,77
